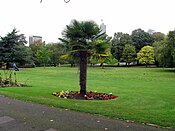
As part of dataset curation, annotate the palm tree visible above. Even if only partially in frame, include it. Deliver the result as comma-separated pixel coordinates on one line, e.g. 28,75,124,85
59,20,107,94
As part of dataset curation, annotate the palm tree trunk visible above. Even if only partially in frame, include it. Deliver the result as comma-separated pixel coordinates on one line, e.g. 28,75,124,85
79,51,87,94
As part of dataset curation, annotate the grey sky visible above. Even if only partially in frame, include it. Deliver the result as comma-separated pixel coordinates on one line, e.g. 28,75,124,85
0,0,175,43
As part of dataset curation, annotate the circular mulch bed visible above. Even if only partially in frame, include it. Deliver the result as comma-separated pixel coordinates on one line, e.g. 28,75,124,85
52,91,118,100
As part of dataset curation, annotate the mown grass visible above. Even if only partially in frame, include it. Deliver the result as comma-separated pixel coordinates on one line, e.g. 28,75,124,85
0,67,175,128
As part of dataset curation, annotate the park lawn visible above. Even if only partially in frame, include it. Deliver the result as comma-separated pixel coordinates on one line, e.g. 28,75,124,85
0,67,175,128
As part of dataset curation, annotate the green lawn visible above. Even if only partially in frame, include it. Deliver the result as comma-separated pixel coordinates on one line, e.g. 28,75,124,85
0,67,175,128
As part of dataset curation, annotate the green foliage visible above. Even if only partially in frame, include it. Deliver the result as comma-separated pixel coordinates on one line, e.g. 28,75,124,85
153,30,175,67
0,28,31,68
167,30,175,66
60,19,107,93
0,70,17,87
58,39,77,66
92,39,110,54
111,32,132,63
137,46,155,66
13,44,33,65
153,40,167,67
60,19,105,66
122,44,136,65
46,43,66,66
89,55,98,65
105,54,118,65
36,47,50,67
61,19,101,52
131,28,154,52
152,32,165,42
29,40,45,56
90,39,111,66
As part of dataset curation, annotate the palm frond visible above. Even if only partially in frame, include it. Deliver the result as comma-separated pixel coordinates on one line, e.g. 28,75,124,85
58,38,69,44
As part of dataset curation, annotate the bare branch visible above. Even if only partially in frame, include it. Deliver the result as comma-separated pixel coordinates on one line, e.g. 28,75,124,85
40,0,70,3
64,0,70,3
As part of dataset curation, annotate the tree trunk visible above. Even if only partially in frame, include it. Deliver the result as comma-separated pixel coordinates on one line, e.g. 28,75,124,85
125,62,127,67
6,62,10,70
79,51,87,94
117,62,120,67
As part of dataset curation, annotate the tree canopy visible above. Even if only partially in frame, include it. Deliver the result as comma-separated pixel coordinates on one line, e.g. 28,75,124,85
137,46,155,66
122,44,136,66
111,32,132,66
153,30,175,67
0,28,32,68
131,28,153,52
59,19,108,94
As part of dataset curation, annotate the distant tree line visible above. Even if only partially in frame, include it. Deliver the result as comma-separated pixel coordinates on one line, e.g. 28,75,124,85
1,22,175,69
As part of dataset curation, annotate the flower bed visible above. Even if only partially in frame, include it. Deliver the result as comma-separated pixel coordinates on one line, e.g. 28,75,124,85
52,91,118,100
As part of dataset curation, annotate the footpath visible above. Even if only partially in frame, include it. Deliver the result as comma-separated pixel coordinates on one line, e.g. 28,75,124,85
0,95,173,131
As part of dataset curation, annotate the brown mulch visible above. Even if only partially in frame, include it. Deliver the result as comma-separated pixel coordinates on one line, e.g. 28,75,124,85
52,91,118,100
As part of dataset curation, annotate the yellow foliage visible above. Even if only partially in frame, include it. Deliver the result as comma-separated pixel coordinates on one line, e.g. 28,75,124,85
100,53,109,57
60,54,69,60
98,58,105,63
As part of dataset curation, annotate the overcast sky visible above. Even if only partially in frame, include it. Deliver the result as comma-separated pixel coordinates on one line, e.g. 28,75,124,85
0,0,175,43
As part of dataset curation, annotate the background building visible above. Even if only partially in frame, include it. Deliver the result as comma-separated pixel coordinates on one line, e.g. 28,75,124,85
29,35,42,45
100,19,106,34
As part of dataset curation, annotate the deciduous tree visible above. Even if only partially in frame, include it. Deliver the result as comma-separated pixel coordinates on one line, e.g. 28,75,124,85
111,32,132,66
131,28,153,52
152,32,165,42
122,44,136,66
36,47,50,67
137,46,155,67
